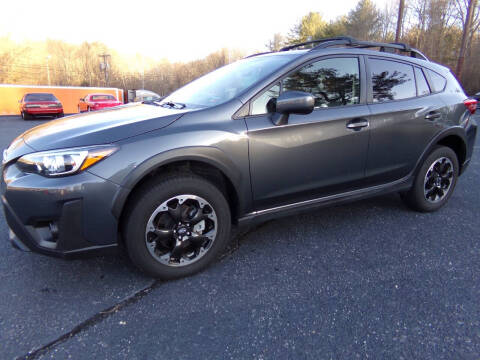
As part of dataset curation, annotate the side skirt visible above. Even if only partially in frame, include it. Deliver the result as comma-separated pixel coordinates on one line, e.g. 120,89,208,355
237,176,413,229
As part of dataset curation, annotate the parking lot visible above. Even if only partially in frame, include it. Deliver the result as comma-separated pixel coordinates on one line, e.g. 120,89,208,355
0,115,479,359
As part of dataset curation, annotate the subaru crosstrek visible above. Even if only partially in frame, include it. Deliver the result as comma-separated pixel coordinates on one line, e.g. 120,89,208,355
1,37,477,279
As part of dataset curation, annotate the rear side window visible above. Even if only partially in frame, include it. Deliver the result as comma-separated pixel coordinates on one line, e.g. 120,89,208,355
370,59,416,102
426,69,446,92
282,57,360,108
415,67,430,96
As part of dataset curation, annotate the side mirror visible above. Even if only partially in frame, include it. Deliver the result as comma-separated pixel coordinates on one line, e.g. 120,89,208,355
270,91,314,126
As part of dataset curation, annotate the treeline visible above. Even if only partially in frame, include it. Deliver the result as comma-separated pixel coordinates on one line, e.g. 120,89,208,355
269,0,480,93
0,37,244,96
0,0,479,94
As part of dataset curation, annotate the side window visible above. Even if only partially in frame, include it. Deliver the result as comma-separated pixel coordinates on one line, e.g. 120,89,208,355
415,67,430,96
282,57,360,108
251,83,280,115
425,69,446,93
370,59,416,102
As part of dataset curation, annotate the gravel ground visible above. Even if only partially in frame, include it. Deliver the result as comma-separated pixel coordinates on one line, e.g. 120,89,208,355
1,115,479,359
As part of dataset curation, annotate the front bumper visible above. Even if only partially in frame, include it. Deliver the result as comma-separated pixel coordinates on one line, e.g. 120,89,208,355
1,161,120,258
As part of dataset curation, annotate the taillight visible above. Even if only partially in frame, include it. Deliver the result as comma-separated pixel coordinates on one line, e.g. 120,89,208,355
464,99,477,114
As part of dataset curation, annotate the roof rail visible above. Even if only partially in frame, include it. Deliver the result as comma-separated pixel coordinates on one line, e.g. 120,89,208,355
279,36,429,61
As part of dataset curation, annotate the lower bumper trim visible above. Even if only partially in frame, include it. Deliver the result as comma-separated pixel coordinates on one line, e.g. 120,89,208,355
2,195,117,259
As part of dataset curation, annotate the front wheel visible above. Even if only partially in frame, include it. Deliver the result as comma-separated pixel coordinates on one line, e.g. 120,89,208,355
402,146,459,212
123,174,231,279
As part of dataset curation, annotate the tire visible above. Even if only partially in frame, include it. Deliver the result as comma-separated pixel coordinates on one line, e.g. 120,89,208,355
87,106,91,112
402,145,459,212
123,173,231,279
21,111,31,120
57,112,64,118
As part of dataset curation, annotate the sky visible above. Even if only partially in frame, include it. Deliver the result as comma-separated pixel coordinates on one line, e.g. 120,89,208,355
0,0,391,62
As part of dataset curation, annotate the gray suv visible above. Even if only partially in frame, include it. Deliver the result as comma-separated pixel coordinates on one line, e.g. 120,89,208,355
1,37,477,279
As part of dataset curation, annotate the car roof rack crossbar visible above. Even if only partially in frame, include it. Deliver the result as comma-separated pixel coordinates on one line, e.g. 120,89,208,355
280,36,428,61
279,36,356,51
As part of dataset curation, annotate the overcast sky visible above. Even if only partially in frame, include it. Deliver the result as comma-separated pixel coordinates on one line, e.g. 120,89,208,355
1,0,391,62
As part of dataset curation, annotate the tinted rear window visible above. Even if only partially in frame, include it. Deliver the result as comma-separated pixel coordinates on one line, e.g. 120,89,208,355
370,59,416,102
25,93,57,101
91,95,115,101
426,69,446,92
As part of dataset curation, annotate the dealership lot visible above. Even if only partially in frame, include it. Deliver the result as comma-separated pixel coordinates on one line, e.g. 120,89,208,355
1,115,479,359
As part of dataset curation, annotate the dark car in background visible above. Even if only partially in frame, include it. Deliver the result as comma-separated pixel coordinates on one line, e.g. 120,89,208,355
19,93,63,120
2,37,477,279
78,94,122,113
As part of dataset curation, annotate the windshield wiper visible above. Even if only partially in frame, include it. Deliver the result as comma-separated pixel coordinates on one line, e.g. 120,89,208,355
161,101,186,109
142,99,186,109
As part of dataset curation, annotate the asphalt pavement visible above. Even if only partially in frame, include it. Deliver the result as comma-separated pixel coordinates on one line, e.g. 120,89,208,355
0,115,479,359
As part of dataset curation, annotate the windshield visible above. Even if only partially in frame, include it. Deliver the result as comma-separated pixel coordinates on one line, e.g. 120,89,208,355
163,54,297,107
91,95,115,101
25,93,57,101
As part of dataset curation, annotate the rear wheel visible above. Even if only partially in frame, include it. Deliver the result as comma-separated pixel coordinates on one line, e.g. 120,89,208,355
21,111,31,120
402,146,459,212
57,112,64,118
123,173,231,279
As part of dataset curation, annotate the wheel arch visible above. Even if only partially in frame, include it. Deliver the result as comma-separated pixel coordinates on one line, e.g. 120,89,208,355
413,127,467,177
111,147,247,228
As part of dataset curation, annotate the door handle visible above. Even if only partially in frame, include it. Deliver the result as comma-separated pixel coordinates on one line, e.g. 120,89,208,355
425,111,441,120
347,118,369,130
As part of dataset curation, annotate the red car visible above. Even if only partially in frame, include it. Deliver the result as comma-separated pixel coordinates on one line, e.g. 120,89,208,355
19,93,64,120
78,94,122,112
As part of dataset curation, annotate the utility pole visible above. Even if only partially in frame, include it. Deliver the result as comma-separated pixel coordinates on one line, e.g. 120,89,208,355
456,0,478,80
99,53,111,87
46,55,51,86
395,0,405,43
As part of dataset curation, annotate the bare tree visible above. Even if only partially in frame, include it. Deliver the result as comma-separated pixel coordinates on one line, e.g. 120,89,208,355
396,0,406,41
456,0,478,78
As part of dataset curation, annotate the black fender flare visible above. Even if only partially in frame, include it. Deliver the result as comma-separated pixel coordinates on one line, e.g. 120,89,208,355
411,126,467,177
110,146,246,219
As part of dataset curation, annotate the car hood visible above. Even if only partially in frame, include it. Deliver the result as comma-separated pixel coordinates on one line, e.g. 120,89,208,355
21,103,190,151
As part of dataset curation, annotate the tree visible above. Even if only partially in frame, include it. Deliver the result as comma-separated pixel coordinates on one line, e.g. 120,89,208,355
266,33,286,51
345,0,383,40
395,0,406,42
455,0,479,78
288,12,327,43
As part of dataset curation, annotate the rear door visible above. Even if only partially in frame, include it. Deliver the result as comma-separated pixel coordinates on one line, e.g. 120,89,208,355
245,56,371,210
365,57,446,185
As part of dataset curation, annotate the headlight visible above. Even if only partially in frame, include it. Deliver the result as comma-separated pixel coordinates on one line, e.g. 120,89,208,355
17,145,118,177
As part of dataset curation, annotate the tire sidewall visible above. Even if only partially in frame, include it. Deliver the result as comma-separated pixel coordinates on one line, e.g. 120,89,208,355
124,175,231,279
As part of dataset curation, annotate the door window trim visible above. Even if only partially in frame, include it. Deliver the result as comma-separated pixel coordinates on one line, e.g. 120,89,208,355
366,56,421,104
413,66,432,99
244,55,367,119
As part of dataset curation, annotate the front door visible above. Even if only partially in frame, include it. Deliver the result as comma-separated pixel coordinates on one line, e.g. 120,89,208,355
245,56,371,210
